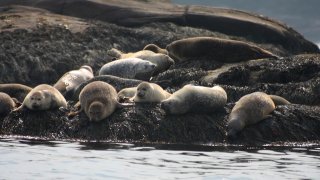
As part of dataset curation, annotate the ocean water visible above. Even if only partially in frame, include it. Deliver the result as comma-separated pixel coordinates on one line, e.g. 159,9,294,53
0,136,320,179
173,0,320,47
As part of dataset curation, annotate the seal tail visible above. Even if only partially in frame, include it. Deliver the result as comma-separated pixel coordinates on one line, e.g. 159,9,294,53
269,95,290,106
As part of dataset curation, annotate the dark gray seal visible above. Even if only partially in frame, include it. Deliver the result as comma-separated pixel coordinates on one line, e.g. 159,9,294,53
0,92,16,116
0,83,32,102
166,37,278,63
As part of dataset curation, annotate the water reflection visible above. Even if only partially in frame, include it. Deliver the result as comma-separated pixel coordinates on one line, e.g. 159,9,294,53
0,136,319,179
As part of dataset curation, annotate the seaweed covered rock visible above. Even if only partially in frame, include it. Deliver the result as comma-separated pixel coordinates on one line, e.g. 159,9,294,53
2,102,320,145
0,1,320,145
1,109,68,139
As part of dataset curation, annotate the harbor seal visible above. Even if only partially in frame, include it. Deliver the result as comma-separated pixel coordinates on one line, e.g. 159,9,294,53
118,87,137,102
98,58,156,81
78,81,122,122
16,84,67,111
227,92,290,137
166,37,278,63
161,85,227,114
53,65,94,100
143,44,168,55
132,82,171,103
107,48,174,75
0,92,16,116
0,83,32,102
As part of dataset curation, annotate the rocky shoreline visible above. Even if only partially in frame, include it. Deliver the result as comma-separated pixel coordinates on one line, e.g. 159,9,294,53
0,0,319,145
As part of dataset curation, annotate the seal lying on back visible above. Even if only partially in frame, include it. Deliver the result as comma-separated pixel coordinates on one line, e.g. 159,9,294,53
107,48,174,75
0,83,32,102
0,92,16,116
78,81,122,122
132,82,171,103
166,37,278,63
16,84,67,111
99,58,156,81
161,85,227,114
227,92,290,137
54,65,94,100
143,44,168,55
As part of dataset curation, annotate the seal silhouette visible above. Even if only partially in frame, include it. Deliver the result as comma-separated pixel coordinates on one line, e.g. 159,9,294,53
161,85,227,114
166,37,278,63
99,58,156,81
54,65,94,100
16,84,67,111
227,92,290,137
132,82,171,103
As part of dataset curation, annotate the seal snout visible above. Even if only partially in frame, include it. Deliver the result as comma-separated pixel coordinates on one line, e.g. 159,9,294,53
137,91,145,98
31,103,41,109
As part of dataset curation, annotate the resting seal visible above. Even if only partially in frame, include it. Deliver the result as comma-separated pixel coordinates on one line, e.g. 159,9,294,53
99,58,156,81
132,82,171,103
78,81,122,122
227,92,290,137
16,84,67,111
0,83,32,102
0,92,16,116
118,87,137,102
143,44,168,55
166,37,278,63
53,65,94,100
161,85,227,114
107,48,174,75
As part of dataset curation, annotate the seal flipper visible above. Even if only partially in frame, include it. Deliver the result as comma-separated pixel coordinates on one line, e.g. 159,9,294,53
67,102,83,119
269,95,290,106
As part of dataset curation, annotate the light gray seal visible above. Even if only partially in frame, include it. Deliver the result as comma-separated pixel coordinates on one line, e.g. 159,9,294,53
166,37,278,63
118,87,137,102
132,82,171,103
98,57,156,81
15,84,67,111
53,65,94,100
227,92,290,137
161,85,227,114
107,49,174,75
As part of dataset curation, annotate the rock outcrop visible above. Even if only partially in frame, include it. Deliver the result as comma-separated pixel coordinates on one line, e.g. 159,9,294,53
0,0,319,145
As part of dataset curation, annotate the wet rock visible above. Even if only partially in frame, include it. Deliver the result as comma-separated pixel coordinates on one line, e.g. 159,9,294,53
0,1,319,145
1,109,68,139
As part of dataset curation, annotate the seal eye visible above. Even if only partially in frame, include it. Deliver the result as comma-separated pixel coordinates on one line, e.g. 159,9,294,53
37,98,41,101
